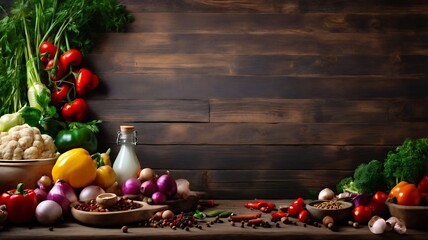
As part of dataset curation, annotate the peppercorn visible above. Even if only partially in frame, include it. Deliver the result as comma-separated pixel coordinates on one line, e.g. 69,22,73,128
121,226,128,233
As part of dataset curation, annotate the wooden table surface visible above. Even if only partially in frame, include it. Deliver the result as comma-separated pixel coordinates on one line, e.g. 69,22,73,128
1,200,427,240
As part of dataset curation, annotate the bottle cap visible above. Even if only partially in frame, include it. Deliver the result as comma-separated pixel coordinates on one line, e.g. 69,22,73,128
120,125,135,132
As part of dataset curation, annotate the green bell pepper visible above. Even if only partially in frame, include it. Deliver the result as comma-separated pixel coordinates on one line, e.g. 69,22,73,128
54,126,98,154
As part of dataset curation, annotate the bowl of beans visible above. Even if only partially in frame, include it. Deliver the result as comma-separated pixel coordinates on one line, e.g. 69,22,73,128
306,200,353,223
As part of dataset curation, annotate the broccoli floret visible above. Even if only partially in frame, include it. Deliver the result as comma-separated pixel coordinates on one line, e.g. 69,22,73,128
336,177,357,193
384,138,428,188
353,160,386,195
336,160,386,195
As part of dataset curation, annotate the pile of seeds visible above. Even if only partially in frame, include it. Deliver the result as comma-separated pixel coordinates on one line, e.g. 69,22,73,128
313,200,346,210
74,198,142,212
140,212,206,230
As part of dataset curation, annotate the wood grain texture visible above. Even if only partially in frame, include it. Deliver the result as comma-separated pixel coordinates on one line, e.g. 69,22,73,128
86,0,428,199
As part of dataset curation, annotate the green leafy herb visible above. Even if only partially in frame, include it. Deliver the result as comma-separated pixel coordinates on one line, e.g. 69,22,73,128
336,160,387,195
384,138,428,188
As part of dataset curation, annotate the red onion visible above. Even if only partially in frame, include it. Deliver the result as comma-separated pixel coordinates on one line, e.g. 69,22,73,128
140,180,158,196
151,191,167,204
79,185,105,202
37,175,52,189
47,180,77,212
34,187,48,203
353,193,370,207
35,200,63,225
122,178,141,195
156,172,177,198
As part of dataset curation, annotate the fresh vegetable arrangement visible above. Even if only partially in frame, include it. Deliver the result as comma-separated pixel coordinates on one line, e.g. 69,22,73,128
0,0,132,140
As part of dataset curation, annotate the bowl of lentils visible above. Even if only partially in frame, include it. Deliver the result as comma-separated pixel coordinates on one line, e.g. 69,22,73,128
306,200,353,223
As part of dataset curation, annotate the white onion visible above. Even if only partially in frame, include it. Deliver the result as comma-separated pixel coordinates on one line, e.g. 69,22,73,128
79,185,105,202
35,200,63,225
138,168,156,182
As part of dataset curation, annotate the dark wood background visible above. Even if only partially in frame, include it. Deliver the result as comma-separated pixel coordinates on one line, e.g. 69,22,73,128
81,0,428,199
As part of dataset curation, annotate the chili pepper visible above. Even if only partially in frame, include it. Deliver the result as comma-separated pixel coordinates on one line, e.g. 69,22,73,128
218,211,234,218
45,59,65,81
247,218,264,226
51,83,71,106
0,183,38,225
253,199,276,209
75,68,100,95
205,210,234,218
52,148,98,189
193,210,206,219
205,210,224,217
388,181,421,206
39,41,57,63
245,200,276,212
229,213,261,222
270,211,287,221
55,125,98,154
61,98,88,122
60,49,83,70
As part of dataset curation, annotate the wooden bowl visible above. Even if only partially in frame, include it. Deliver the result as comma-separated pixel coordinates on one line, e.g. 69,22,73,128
0,157,57,193
306,200,353,223
166,195,199,213
71,201,167,227
96,193,118,208
386,202,428,229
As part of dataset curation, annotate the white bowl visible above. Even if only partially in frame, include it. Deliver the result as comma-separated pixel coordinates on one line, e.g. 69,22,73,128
0,157,57,193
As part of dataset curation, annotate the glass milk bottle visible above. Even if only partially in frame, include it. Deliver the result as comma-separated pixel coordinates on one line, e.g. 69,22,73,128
113,125,141,186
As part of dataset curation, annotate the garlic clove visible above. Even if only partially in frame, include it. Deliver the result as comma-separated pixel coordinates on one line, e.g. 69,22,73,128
385,216,399,231
393,220,407,234
368,216,386,235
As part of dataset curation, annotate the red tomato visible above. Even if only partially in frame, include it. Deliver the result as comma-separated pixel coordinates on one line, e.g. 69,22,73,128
288,203,303,217
367,200,385,217
352,205,372,224
372,191,388,204
298,209,309,223
293,197,305,206
367,191,388,217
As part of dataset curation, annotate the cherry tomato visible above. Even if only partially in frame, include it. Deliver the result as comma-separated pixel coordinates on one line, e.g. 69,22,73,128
367,191,388,217
367,200,385,217
298,209,309,223
372,191,388,204
352,205,372,224
293,197,305,206
288,203,303,217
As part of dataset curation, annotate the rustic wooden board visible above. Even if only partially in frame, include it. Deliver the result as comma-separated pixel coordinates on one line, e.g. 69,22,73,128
82,0,428,199
88,99,209,122
92,32,428,55
124,13,428,33
86,52,427,76
87,74,428,100
2,200,427,240
98,122,428,145
105,145,392,171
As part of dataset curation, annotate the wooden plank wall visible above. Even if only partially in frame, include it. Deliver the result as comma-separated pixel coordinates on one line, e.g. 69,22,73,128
84,0,428,199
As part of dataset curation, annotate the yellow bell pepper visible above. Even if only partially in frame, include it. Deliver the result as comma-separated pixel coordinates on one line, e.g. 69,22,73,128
93,165,116,189
52,148,97,189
